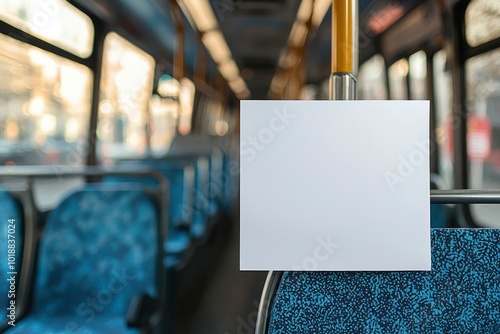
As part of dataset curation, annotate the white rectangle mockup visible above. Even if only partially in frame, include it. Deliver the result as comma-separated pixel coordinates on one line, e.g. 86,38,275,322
240,100,431,271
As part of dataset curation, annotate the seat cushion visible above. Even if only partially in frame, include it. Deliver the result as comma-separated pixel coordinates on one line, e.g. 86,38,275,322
31,188,157,317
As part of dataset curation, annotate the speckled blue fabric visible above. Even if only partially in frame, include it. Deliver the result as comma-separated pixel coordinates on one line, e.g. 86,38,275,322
430,204,446,228
0,190,23,328
9,186,157,333
268,228,500,334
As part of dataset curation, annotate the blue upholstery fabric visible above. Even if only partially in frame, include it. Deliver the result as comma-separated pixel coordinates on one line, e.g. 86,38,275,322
268,229,500,333
430,204,446,228
0,190,23,328
10,187,157,333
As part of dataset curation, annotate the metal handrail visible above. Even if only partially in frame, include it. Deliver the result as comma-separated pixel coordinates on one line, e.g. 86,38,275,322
430,189,500,204
255,271,283,334
0,165,167,192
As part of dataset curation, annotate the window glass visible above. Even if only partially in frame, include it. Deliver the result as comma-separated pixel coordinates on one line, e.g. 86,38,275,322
388,58,408,100
409,50,427,100
358,54,388,100
466,0,500,47
0,33,92,166
433,50,453,189
149,94,178,157
0,0,94,58
466,48,500,227
97,33,155,164
202,97,228,136
178,78,195,135
299,85,319,100
316,79,329,100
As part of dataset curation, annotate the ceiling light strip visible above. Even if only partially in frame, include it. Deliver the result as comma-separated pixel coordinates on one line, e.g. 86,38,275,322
178,0,250,99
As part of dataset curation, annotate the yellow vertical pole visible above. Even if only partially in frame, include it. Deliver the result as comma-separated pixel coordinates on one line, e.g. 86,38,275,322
329,0,358,100
332,0,352,72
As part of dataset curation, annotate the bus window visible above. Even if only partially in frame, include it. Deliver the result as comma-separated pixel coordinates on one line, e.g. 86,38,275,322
466,0,500,48
149,94,178,157
151,75,180,156
433,50,453,189
358,54,388,100
388,58,408,100
178,78,196,135
466,48,500,227
0,0,94,58
202,98,228,136
409,50,427,100
0,33,92,166
97,32,155,164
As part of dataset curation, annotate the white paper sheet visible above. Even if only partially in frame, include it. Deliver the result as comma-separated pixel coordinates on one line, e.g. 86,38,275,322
240,100,431,271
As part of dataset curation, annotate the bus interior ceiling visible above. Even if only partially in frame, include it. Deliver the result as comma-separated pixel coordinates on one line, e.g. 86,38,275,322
0,0,499,333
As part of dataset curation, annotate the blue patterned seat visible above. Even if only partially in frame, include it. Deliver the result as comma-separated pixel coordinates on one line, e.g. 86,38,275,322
0,189,23,329
155,163,194,267
179,152,220,219
176,155,210,239
111,160,195,267
161,153,215,239
267,229,500,333
168,135,224,218
9,186,158,333
208,136,237,213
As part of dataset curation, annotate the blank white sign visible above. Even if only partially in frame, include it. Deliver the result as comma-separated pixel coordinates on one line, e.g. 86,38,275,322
240,100,431,271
